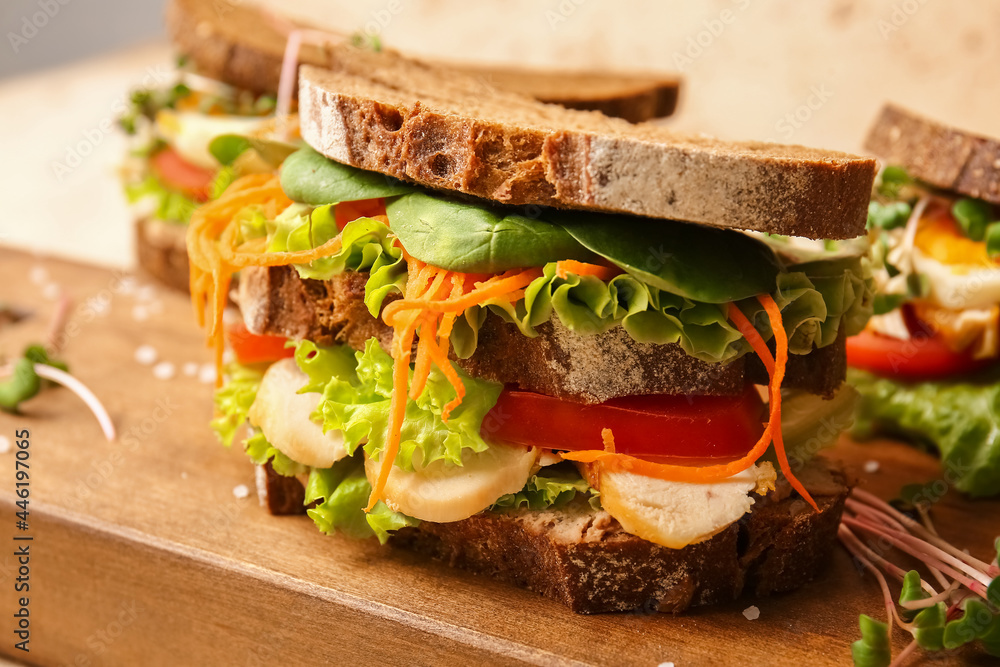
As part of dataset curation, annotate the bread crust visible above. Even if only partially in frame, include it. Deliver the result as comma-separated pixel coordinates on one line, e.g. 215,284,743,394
297,63,874,239
164,0,679,122
864,103,1000,204
258,458,849,613
135,217,190,293
238,265,846,400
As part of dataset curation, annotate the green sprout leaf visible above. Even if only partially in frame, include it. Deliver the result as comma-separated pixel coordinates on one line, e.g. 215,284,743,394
852,614,891,667
898,570,929,622
912,602,947,651
986,222,1000,260
877,165,913,199
943,599,994,650
952,198,994,242
867,200,912,231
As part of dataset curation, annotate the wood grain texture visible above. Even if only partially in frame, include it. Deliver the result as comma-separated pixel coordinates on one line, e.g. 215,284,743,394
0,248,996,666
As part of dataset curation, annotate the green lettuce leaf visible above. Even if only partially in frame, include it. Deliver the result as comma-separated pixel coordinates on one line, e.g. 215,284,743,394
125,173,200,224
304,454,417,544
280,147,415,205
385,191,595,272
298,339,503,471
492,464,598,510
270,214,406,311
244,430,308,477
449,255,872,364
211,363,265,447
850,369,1000,497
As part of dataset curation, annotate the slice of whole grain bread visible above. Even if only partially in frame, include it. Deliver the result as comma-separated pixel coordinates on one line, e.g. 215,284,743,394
237,265,846,401
297,59,875,239
864,103,1000,204
135,218,189,293
164,0,679,122
257,457,850,614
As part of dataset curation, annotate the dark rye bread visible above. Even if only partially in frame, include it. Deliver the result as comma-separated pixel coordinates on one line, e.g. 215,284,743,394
135,218,189,293
297,61,875,239
865,104,1000,204
447,65,679,124
258,457,850,613
164,0,679,123
238,265,846,401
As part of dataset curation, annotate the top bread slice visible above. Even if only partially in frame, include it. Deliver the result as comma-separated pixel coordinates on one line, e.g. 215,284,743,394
164,0,679,122
865,103,1000,204
297,59,875,239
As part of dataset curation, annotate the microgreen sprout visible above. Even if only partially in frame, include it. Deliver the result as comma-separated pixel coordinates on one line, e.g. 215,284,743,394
840,488,1000,666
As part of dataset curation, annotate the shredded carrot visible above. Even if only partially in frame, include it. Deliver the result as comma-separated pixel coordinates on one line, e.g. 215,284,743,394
366,262,544,511
555,259,622,281
601,428,616,453
186,173,351,386
564,294,817,512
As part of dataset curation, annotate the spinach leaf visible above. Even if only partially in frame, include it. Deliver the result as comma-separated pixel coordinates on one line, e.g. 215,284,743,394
386,192,595,273
280,147,415,205
952,198,994,242
553,212,780,303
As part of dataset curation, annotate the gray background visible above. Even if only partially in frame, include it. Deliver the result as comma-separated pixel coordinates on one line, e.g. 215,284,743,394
1,0,163,79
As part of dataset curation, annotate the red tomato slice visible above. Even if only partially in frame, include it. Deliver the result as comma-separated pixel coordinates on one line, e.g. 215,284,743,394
847,329,994,380
227,322,294,365
151,147,216,201
481,384,765,463
335,198,387,230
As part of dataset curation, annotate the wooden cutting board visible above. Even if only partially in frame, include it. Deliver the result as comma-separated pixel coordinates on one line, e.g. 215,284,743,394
0,248,996,667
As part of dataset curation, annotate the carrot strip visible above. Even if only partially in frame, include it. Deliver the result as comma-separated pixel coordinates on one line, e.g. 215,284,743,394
380,268,544,319
727,302,774,375
758,294,818,511
366,328,412,512
555,259,622,281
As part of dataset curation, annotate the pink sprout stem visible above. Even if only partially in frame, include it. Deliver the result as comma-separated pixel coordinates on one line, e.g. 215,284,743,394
32,364,115,442
888,638,919,667
839,525,913,631
851,489,993,576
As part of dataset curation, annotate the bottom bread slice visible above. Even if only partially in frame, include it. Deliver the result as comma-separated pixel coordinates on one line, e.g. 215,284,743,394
258,458,849,614
135,217,190,292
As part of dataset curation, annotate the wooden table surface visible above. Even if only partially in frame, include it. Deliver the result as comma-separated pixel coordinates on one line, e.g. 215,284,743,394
0,248,996,667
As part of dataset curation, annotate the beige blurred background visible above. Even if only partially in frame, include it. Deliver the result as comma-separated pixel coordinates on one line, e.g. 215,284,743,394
273,0,1000,152
1,0,998,267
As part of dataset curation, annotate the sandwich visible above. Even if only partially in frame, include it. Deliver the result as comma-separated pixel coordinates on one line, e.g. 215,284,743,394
120,0,681,292
187,42,877,613
850,103,1000,498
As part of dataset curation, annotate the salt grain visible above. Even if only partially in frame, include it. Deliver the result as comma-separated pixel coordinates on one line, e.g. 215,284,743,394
132,305,149,321
743,605,760,620
182,362,199,377
198,364,216,384
42,283,61,300
136,285,157,302
180,471,189,480
222,349,235,364
29,266,48,285
134,345,158,365
0,436,10,454
232,484,250,499
657,663,676,667
152,361,176,380
864,460,880,474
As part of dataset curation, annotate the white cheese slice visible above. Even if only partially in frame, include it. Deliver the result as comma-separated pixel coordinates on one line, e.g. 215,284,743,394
248,358,347,469
365,444,538,523
155,109,275,170
599,462,777,549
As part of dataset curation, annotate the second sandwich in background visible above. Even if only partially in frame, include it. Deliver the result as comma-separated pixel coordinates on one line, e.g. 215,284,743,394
119,0,681,292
